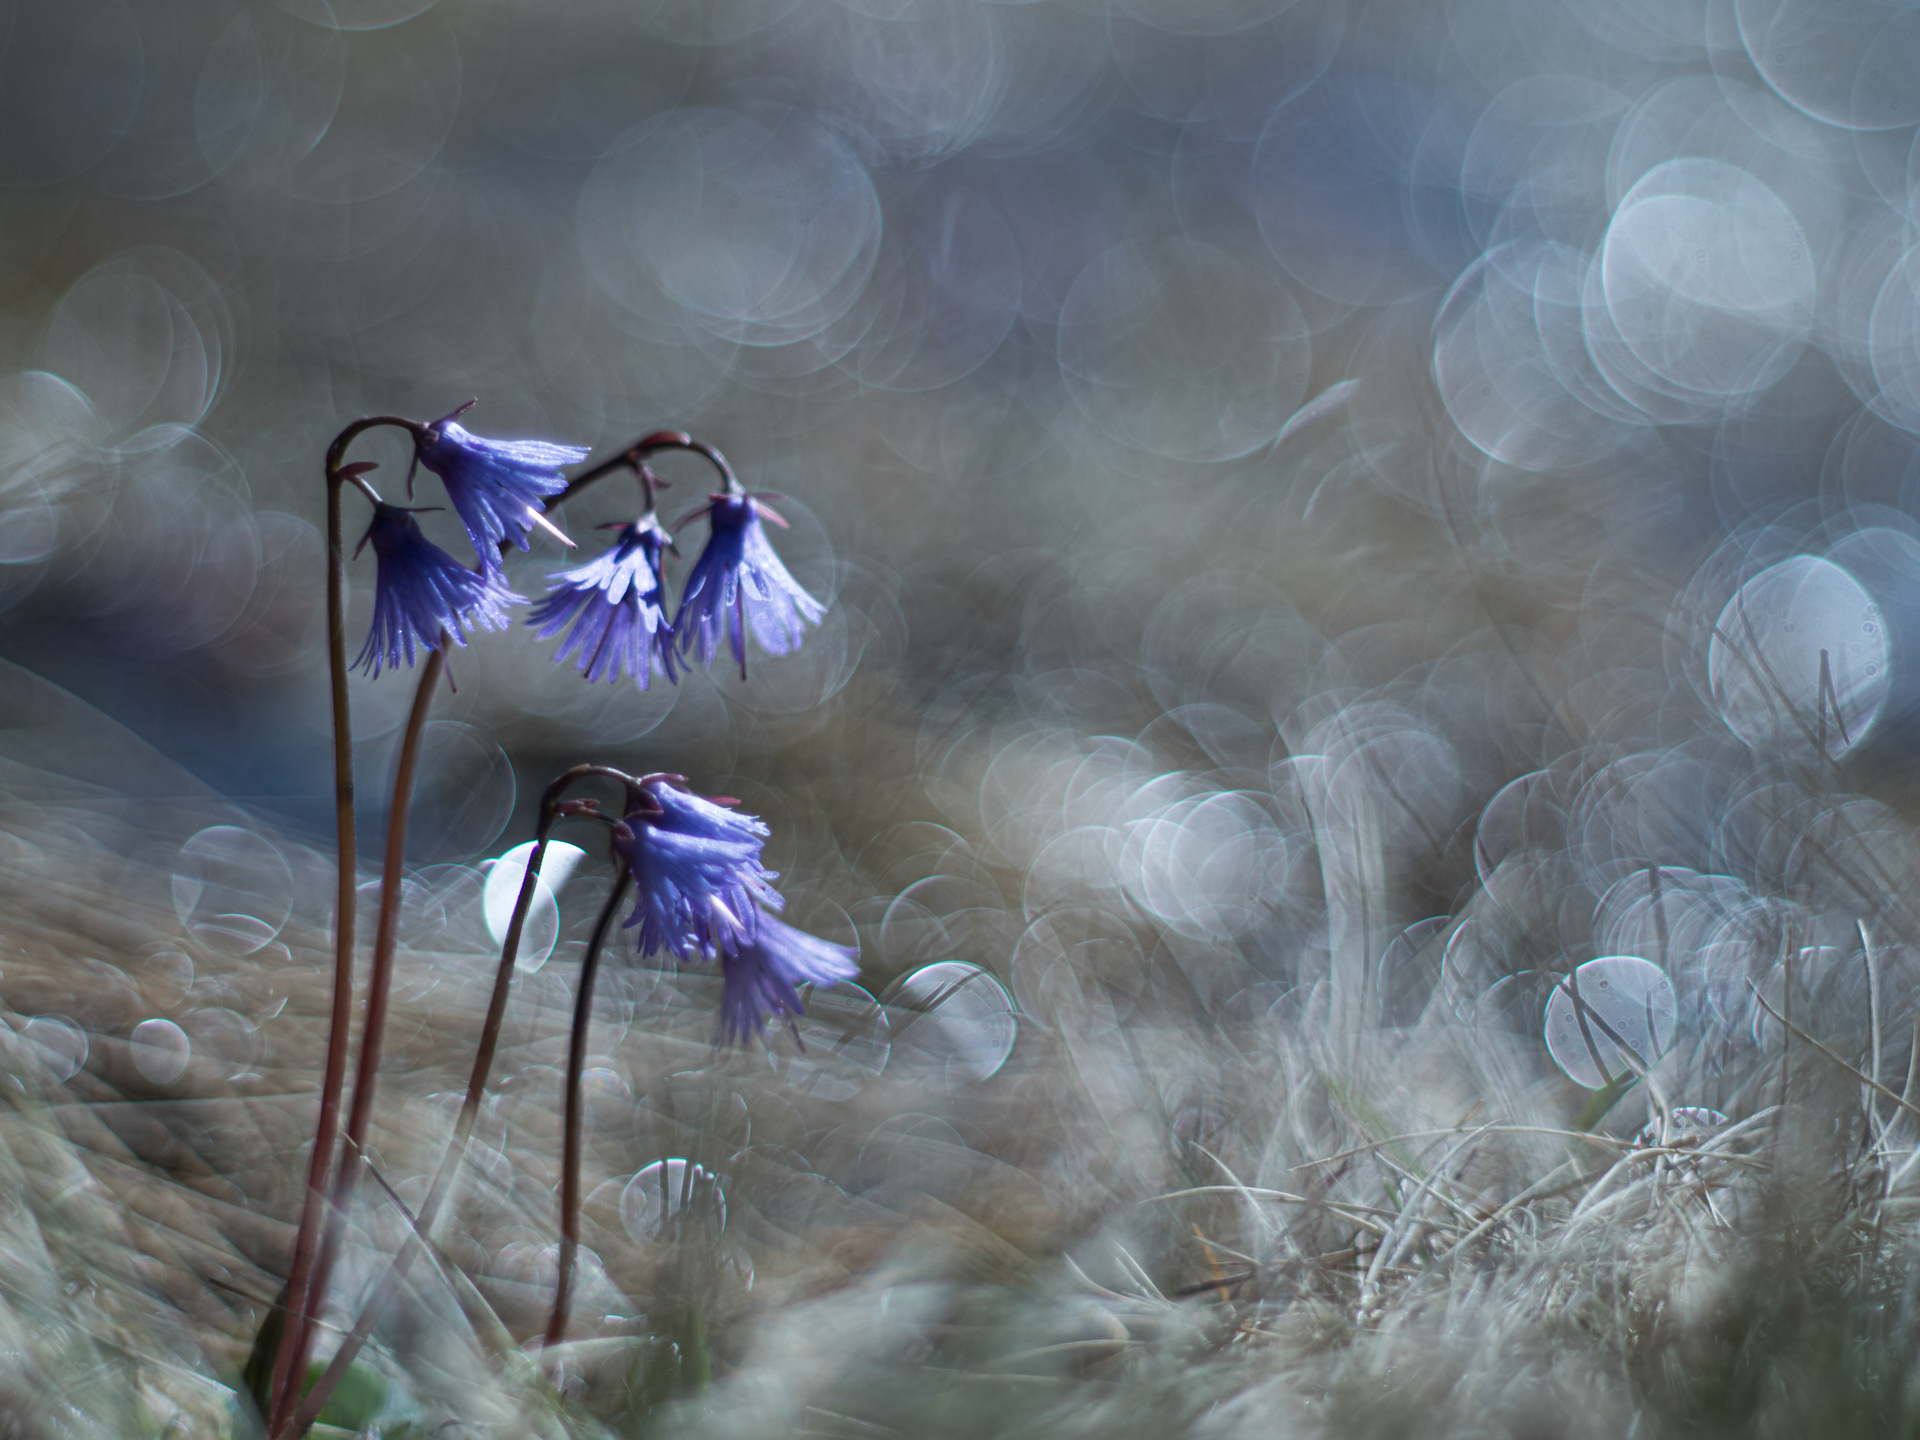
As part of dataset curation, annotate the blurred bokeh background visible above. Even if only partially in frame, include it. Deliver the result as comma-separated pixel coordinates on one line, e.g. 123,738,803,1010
10,0,1907,833
8,0,1920,1429
8,0,1920,1010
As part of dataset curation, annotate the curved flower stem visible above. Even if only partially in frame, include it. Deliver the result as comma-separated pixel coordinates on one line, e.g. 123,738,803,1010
545,868,634,1349
634,431,737,494
548,430,737,511
285,765,641,1437
268,415,427,1435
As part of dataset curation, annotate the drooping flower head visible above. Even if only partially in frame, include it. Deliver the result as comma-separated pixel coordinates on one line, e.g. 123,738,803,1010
526,516,679,688
353,504,523,676
412,403,589,571
611,777,780,959
674,492,825,673
715,912,858,1047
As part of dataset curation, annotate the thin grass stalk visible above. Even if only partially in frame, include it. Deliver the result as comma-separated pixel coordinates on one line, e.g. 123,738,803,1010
1751,984,1920,1127
1863,920,1885,1151
545,870,633,1348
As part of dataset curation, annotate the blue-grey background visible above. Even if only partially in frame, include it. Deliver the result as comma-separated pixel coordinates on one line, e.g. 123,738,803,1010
3,0,1918,960
12,8,1920,1407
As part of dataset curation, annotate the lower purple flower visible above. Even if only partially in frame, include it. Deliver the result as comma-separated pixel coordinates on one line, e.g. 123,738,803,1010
527,518,679,687
611,778,779,959
353,504,523,676
674,493,825,671
716,912,859,1046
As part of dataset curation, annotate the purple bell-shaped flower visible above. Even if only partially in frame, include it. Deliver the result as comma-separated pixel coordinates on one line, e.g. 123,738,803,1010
716,912,858,1046
609,777,779,960
412,403,588,571
527,516,679,687
353,504,522,676
674,493,825,673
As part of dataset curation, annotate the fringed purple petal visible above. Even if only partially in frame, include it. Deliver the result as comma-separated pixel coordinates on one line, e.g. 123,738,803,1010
612,780,779,960
526,519,678,686
715,913,859,1045
353,505,523,676
673,494,825,669
415,418,588,570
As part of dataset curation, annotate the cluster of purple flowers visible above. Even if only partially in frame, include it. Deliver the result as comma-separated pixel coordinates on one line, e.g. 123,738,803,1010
354,407,824,687
345,407,849,1041
611,775,856,1044
284,408,856,1430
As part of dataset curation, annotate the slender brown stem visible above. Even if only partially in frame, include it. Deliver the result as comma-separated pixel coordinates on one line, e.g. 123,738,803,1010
287,766,640,1435
635,461,663,517
276,412,644,1435
269,418,426,1433
281,642,445,1426
547,430,733,511
280,409,695,1426
552,455,643,510
545,869,633,1349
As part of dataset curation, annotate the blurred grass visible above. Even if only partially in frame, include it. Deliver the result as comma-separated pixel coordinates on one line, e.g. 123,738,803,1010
0,751,1917,1438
